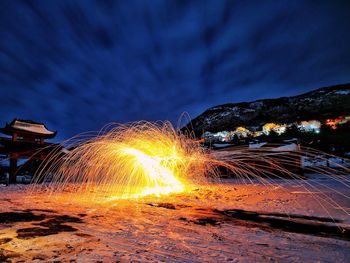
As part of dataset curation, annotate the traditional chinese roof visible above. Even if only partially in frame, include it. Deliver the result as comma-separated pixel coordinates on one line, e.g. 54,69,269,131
0,119,57,138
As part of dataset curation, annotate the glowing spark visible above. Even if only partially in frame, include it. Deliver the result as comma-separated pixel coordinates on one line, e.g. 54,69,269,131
33,120,350,218
116,146,184,198
35,122,210,201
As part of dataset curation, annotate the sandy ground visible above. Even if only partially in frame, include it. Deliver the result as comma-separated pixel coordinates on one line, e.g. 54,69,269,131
0,174,349,263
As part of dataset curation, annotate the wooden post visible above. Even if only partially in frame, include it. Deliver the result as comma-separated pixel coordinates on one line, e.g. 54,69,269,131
9,154,18,184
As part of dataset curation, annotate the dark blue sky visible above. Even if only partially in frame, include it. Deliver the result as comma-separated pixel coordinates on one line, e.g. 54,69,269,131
1,1,349,141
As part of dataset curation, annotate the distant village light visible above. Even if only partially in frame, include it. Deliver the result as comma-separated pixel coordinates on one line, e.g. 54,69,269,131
325,116,350,129
298,120,321,133
201,116,349,144
262,123,287,135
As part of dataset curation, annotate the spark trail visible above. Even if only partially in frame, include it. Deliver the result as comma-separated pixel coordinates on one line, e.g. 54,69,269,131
32,121,350,220
33,121,213,200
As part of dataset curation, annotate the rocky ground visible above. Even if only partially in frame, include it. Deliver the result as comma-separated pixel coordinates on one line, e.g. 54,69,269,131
0,174,349,262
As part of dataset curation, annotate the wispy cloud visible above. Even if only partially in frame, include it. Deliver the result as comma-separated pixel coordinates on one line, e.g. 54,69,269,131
0,0,349,140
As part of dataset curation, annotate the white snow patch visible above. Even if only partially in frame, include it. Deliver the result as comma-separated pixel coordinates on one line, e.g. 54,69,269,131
272,143,299,152
212,143,233,148
335,90,350,95
249,142,267,148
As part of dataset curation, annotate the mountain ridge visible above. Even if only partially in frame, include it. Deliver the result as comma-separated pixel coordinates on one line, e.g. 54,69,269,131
183,83,350,137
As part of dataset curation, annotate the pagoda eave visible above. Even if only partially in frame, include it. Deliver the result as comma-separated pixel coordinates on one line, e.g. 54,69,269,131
0,128,57,139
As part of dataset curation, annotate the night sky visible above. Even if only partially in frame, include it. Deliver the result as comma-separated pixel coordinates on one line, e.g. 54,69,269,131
1,1,349,141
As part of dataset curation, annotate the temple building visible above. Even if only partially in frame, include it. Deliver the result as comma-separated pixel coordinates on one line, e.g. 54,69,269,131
0,119,59,184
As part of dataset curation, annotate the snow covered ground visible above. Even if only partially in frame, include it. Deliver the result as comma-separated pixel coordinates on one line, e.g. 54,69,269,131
0,174,349,262
302,156,349,168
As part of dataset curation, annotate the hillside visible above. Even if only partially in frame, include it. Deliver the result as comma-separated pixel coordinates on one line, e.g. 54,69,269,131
183,83,350,137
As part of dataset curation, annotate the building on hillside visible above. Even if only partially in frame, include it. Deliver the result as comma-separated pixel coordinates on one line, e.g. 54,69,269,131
202,131,231,142
233,127,251,138
325,116,350,129
262,123,287,135
298,120,321,133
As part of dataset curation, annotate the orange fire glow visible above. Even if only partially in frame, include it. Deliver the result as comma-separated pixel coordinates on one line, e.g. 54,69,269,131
35,122,211,200
325,116,350,129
